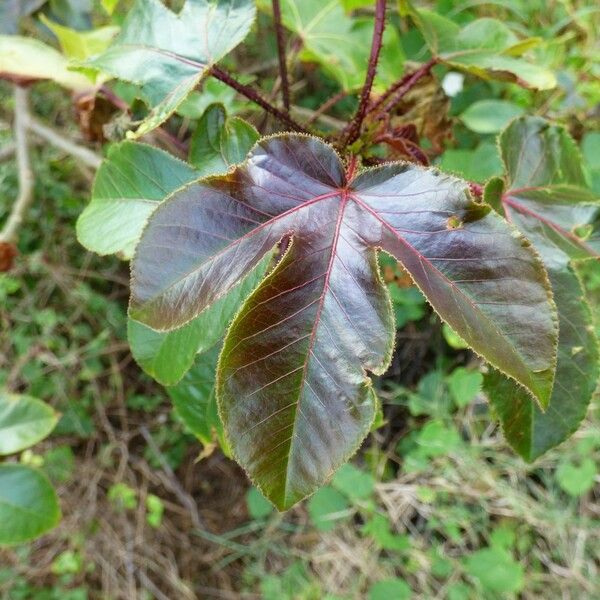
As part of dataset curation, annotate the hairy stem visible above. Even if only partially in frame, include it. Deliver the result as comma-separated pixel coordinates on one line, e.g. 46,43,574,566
367,58,436,116
210,65,307,132
0,87,34,244
272,0,291,111
343,0,387,147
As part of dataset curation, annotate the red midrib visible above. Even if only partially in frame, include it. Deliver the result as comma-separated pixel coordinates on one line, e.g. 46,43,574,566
503,195,600,258
348,191,543,394
281,189,350,504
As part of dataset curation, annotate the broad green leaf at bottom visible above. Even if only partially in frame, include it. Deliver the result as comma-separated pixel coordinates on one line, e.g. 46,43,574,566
0,465,60,545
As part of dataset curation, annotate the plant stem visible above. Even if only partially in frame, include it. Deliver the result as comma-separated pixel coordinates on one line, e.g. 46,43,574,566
27,117,102,169
0,87,34,244
307,89,350,125
272,0,291,112
367,58,436,116
210,65,307,132
343,0,387,147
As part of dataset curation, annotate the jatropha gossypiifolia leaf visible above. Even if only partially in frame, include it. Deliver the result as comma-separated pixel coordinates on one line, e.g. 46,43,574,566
129,134,558,509
484,117,600,461
85,0,256,138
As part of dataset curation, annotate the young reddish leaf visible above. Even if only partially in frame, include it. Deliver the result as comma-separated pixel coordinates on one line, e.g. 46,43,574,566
486,117,600,460
129,135,557,508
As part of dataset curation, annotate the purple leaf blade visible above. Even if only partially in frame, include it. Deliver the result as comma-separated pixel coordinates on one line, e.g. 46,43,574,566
129,135,558,508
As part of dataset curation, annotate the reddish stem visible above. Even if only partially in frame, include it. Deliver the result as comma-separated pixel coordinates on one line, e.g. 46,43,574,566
272,0,291,112
367,58,436,116
210,65,307,132
343,0,387,147
346,155,358,181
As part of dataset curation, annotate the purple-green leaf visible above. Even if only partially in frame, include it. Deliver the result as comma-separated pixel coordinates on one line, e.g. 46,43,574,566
130,134,557,509
486,117,600,460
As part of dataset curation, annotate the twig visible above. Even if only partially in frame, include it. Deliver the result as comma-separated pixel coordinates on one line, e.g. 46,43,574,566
292,105,346,130
26,116,102,169
272,0,291,111
0,87,34,244
343,0,387,147
306,90,350,125
366,58,436,116
210,65,308,132
139,426,205,531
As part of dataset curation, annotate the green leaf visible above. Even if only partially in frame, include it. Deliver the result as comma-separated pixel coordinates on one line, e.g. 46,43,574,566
279,0,403,91
167,346,228,452
438,142,503,183
447,368,482,408
307,486,349,531
362,513,410,552
0,464,61,545
0,393,58,456
246,486,274,519
460,100,524,134
442,323,469,350
556,458,597,497
416,420,462,457
85,0,256,138
582,132,600,170
487,117,600,461
77,141,198,258
331,463,375,501
40,15,118,61
129,249,273,386
130,135,558,509
189,103,259,176
464,547,524,594
369,579,412,600
405,8,555,89
0,35,91,90
101,0,120,15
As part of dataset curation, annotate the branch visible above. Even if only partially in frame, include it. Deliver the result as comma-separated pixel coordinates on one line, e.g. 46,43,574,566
26,117,102,169
0,87,34,244
306,89,349,125
0,142,16,162
366,58,436,116
209,65,308,133
343,0,387,147
272,0,291,111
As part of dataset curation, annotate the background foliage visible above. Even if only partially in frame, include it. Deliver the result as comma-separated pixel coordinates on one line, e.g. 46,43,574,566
0,0,599,598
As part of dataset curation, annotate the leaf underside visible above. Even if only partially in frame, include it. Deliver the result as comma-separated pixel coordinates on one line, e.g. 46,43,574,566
85,0,256,137
130,134,558,509
486,116,600,461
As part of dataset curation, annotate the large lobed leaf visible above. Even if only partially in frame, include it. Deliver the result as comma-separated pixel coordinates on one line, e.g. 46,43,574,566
485,117,600,461
85,0,256,138
400,2,556,90
130,135,557,509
